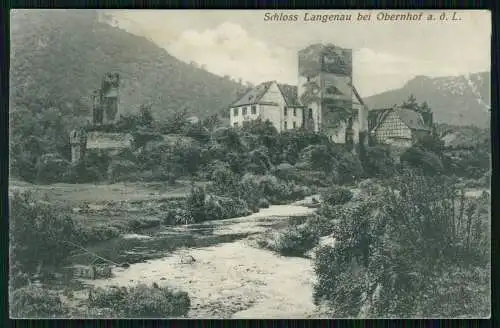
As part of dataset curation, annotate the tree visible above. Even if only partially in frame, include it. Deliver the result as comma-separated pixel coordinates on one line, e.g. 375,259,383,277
138,104,154,128
401,94,418,110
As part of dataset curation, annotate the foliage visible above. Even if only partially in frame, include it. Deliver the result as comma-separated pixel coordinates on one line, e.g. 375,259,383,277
362,145,395,178
357,179,385,200
321,185,353,206
89,283,191,318
184,186,251,223
313,169,490,318
9,191,85,273
270,223,320,257
107,159,138,182
400,146,445,175
35,153,71,184
185,186,208,223
10,285,67,318
298,143,363,185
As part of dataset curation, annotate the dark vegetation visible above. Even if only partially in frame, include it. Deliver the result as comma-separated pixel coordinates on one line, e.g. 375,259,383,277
312,171,490,318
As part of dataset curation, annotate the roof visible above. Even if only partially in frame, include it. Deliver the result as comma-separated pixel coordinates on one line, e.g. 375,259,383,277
371,106,431,132
231,81,274,107
396,107,431,131
231,81,304,108
86,132,133,150
277,83,303,107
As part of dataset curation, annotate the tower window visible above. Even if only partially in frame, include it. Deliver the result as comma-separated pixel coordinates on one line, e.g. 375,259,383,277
308,108,313,119
284,107,288,116
284,121,288,130
293,122,297,129
293,108,297,116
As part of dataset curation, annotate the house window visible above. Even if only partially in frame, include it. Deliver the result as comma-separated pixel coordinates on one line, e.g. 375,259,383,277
233,122,238,128
293,108,297,116
293,122,297,129
284,107,288,116
242,107,247,115
306,76,311,82
251,105,257,114
284,121,288,130
233,108,238,116
308,108,313,119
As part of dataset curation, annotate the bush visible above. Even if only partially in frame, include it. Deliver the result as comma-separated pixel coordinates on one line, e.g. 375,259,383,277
271,223,320,257
357,179,385,199
10,191,85,274
313,170,490,318
163,207,191,225
10,285,66,318
258,198,270,208
122,284,191,318
185,186,208,223
89,284,191,318
321,185,353,206
107,159,138,182
363,145,395,178
35,153,70,184
400,146,444,175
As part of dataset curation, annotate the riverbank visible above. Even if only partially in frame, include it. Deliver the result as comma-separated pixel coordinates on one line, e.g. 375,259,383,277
83,205,317,318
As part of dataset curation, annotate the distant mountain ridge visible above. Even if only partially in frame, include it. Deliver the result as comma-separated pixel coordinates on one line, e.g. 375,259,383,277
10,10,245,123
364,72,490,128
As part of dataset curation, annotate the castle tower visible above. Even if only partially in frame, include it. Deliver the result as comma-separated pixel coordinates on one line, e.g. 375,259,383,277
100,72,121,124
69,129,87,164
91,89,102,126
298,44,353,142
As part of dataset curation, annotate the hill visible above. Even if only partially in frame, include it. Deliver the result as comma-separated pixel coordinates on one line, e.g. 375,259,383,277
364,72,491,128
10,10,244,123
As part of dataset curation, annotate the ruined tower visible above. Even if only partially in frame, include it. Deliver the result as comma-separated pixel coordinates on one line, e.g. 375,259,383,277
93,72,121,125
297,44,354,143
69,128,87,164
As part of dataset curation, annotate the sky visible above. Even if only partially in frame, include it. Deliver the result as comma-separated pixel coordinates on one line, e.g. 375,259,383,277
106,10,490,97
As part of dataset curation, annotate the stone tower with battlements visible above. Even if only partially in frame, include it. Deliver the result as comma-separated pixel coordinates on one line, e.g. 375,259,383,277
93,72,121,125
297,44,354,144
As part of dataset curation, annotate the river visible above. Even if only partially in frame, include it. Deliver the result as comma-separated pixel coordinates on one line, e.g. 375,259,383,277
76,204,319,318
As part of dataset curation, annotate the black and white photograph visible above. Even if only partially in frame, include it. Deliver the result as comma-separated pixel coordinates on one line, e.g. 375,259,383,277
8,9,491,319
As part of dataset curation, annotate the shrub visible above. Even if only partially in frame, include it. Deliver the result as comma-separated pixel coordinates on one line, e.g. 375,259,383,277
357,179,385,199
163,207,191,225
400,146,444,175
89,284,191,318
363,145,395,178
321,185,353,206
258,198,270,208
122,284,191,318
205,195,251,220
271,223,320,257
83,224,121,243
35,153,70,184
185,186,207,223
107,159,138,182
128,217,162,230
10,191,84,274
89,285,129,309
313,170,490,318
10,285,66,318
